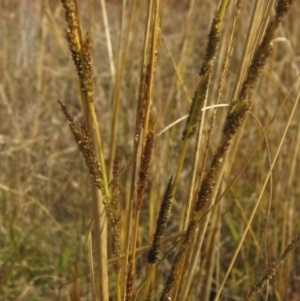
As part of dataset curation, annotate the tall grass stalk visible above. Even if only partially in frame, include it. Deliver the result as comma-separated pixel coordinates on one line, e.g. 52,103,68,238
60,0,110,299
1,0,299,300
59,0,297,300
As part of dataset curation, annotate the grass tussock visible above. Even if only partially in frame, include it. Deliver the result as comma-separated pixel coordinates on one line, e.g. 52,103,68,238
1,0,300,300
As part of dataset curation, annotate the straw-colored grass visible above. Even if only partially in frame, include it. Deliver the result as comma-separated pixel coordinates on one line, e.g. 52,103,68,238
1,0,300,300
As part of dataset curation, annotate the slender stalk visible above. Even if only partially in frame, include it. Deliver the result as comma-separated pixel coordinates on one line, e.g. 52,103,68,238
178,1,241,297
123,0,156,297
109,0,138,175
60,2,110,300
99,0,115,84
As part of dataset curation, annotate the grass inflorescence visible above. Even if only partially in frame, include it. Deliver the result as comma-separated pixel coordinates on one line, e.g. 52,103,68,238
1,0,300,300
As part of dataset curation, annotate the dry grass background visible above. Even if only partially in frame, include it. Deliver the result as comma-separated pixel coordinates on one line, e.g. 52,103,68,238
0,0,300,300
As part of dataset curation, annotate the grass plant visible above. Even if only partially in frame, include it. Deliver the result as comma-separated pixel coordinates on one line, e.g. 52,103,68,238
1,0,300,300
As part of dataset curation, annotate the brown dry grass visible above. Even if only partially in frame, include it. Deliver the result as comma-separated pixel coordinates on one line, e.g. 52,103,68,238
1,1,300,300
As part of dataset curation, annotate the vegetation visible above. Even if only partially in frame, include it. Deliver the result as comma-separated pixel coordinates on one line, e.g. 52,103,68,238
1,0,299,300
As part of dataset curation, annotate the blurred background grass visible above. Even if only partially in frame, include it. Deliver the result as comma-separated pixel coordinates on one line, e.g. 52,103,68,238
0,0,300,300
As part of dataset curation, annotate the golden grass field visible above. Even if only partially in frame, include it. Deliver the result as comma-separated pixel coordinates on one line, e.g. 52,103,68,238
1,0,300,300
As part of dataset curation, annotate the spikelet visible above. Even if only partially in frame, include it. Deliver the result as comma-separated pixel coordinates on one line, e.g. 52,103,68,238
61,0,94,102
182,14,221,141
247,232,300,300
136,131,155,210
148,177,173,265
107,158,121,273
58,99,105,198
